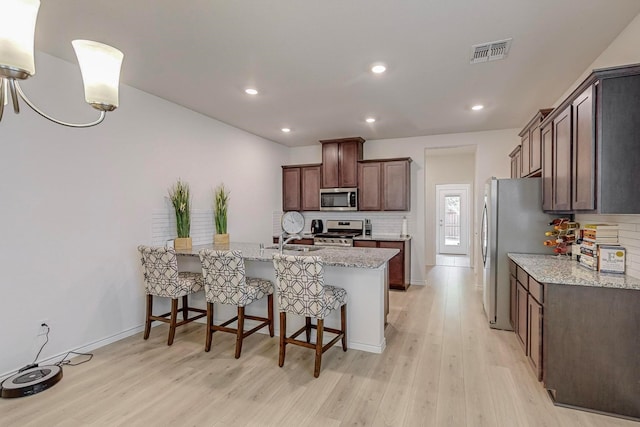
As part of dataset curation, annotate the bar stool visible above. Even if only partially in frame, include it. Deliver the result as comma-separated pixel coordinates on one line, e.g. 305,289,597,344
137,245,206,345
199,249,274,358
272,253,347,378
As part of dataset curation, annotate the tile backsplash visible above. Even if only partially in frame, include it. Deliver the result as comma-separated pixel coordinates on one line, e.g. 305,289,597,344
151,207,413,246
575,214,640,279
272,211,413,237
152,208,214,246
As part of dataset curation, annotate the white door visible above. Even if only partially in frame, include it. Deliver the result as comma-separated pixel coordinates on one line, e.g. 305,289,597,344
437,184,470,255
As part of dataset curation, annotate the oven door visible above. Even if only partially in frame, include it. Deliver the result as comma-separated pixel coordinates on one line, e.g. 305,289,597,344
320,188,358,211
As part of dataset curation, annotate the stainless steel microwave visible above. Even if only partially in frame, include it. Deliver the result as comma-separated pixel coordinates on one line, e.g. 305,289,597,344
320,188,358,211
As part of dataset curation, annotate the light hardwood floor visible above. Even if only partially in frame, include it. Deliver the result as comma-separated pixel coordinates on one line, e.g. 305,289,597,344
2,265,637,426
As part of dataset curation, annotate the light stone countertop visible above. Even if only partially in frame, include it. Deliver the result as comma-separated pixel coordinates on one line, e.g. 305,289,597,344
508,253,640,291
353,234,411,242
176,242,399,269
271,233,316,239
271,234,411,242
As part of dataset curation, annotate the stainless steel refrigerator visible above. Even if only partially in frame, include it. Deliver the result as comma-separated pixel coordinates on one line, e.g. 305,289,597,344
481,177,554,330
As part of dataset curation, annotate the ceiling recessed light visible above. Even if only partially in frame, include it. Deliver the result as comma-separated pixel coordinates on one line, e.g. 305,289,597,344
471,104,484,111
245,88,258,95
371,64,386,74
281,128,291,133
366,117,376,123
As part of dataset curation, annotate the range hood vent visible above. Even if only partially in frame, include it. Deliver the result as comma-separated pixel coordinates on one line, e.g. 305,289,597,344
470,38,512,64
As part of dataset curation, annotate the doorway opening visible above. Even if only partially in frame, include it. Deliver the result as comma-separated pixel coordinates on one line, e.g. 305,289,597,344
424,145,476,269
436,184,470,267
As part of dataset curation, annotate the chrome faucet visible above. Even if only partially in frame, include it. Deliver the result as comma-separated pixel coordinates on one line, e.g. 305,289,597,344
279,233,302,254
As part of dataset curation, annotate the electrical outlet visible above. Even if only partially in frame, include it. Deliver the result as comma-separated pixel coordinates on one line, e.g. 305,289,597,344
37,319,49,336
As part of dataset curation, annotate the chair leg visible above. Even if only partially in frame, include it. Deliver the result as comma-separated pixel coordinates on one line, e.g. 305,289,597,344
235,307,245,359
182,295,189,321
279,312,286,367
144,294,153,340
314,319,324,378
341,304,348,351
305,317,312,343
168,299,179,346
267,294,274,337
205,302,214,352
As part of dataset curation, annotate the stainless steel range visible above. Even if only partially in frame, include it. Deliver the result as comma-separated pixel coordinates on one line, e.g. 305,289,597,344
313,220,363,247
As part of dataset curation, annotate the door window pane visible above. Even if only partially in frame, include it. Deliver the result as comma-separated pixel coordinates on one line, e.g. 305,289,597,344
444,195,461,246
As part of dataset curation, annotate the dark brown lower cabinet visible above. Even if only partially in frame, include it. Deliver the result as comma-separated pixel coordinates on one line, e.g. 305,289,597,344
353,240,376,248
510,258,640,419
509,273,517,329
544,284,640,419
527,294,543,381
514,266,544,382
516,282,528,351
353,239,411,290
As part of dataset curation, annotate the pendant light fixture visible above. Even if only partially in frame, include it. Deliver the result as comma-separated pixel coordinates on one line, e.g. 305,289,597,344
0,0,124,127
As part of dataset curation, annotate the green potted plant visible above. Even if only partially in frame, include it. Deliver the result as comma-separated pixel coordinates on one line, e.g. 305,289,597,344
169,179,192,249
213,183,230,245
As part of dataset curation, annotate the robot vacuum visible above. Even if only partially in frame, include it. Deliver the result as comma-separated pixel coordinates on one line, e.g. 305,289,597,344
0,365,63,398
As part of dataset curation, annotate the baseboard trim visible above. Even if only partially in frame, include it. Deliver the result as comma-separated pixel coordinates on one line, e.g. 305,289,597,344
1,317,386,381
0,325,144,381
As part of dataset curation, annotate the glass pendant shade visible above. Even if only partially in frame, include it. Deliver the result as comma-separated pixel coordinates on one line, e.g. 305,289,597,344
0,0,40,77
72,40,124,110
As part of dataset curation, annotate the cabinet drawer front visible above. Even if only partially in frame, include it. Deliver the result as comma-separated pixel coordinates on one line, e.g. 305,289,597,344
516,266,529,289
528,276,543,303
509,260,517,277
353,240,377,248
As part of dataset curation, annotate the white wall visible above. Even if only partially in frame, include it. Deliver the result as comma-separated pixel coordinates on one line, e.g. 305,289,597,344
289,129,517,285
0,52,288,376
555,12,640,278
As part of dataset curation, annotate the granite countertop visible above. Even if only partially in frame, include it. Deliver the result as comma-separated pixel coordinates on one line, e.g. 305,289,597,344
354,234,411,241
177,242,399,269
272,233,316,239
508,253,640,291
271,234,411,241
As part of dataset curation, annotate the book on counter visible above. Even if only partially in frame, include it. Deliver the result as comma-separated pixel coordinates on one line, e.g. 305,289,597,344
583,223,619,230
598,246,626,273
579,252,598,270
582,236,620,244
582,228,618,240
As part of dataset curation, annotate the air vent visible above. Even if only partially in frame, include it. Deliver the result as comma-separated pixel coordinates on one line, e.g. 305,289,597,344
470,38,512,64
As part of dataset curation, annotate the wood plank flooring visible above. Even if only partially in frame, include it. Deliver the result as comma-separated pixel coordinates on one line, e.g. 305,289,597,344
2,265,637,426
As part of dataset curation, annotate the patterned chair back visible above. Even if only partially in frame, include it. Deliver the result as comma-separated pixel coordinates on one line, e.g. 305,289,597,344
199,249,250,306
272,254,326,318
137,245,180,297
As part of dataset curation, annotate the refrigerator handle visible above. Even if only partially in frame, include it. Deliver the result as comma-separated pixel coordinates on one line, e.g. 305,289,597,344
481,202,488,266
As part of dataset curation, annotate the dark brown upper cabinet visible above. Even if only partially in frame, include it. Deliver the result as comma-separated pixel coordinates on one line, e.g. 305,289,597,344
548,106,573,212
540,63,640,214
541,122,554,211
282,164,321,211
509,145,522,179
358,158,411,211
320,137,364,188
518,109,553,178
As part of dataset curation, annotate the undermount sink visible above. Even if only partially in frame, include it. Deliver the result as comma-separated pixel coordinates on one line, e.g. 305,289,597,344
265,244,323,252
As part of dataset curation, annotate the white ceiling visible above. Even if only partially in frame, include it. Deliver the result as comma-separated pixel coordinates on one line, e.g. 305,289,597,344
33,1,640,147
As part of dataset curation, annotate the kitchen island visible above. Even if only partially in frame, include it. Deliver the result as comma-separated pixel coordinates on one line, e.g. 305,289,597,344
177,242,399,354
508,253,640,420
